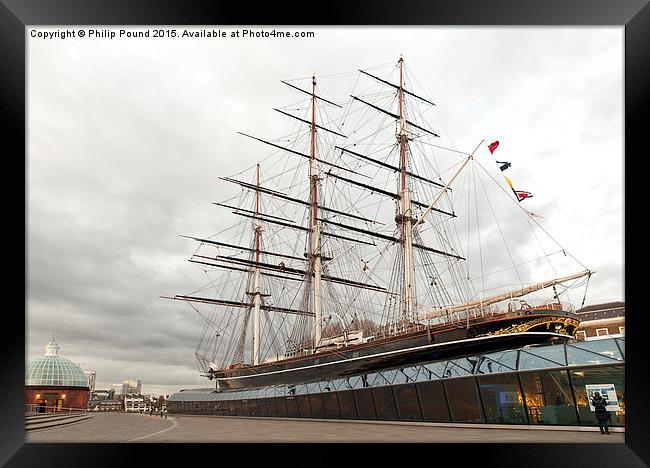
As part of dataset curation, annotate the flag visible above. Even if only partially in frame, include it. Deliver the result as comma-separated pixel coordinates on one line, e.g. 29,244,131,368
496,161,511,171
504,176,513,188
488,141,499,154
515,190,533,202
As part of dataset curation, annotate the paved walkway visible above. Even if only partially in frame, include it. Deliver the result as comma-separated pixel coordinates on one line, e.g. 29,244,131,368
26,412,174,443
25,412,625,443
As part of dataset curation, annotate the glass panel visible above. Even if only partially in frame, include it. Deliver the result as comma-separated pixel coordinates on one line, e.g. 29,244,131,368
519,370,578,425
248,400,260,416
445,360,474,377
233,400,243,416
445,377,484,423
422,361,447,379
401,366,420,382
522,343,567,366
266,398,277,417
569,339,623,361
518,350,564,371
375,372,392,386
337,390,358,420
322,392,340,419
257,398,268,417
382,369,399,385
566,345,621,367
371,386,398,421
569,365,625,427
308,394,326,419
354,388,377,420
478,374,527,424
322,380,335,392
285,396,299,418
347,375,363,389
364,373,379,387
331,378,346,391
391,371,409,385
615,338,625,358
274,397,287,417
296,394,311,418
394,384,422,421
478,350,518,374
240,400,250,417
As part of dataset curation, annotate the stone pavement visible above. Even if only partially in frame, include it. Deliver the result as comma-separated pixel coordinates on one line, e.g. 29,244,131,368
25,412,625,443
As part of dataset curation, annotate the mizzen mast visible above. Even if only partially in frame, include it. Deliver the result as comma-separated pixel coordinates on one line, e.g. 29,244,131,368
251,164,262,365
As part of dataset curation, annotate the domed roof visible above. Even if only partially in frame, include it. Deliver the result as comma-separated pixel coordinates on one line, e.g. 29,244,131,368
26,339,88,388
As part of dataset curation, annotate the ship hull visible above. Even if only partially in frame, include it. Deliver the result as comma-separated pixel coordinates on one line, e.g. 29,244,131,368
213,309,579,390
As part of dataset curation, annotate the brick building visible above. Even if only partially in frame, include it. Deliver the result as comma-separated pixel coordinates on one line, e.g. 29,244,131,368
574,301,625,340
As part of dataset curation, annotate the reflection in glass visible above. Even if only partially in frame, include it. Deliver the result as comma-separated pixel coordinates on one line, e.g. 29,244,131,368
521,343,566,366
445,377,484,423
478,351,517,374
519,370,578,425
372,386,399,421
519,350,564,371
566,345,620,367
478,374,527,424
570,339,623,361
354,388,376,420
394,384,422,421
446,359,474,377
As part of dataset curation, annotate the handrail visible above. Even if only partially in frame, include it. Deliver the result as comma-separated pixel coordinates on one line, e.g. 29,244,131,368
25,403,89,415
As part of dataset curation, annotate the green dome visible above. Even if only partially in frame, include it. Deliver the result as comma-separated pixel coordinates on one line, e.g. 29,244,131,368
26,339,88,388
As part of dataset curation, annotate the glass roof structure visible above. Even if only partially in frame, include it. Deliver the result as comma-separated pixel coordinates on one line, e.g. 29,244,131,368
169,336,625,402
26,339,88,388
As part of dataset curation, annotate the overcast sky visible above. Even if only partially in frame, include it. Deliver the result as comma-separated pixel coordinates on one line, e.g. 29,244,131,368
26,26,623,396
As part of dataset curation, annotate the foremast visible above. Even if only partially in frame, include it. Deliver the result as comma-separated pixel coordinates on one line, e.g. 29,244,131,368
309,74,323,349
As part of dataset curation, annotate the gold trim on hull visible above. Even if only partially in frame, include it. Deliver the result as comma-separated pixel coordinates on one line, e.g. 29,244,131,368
480,316,580,337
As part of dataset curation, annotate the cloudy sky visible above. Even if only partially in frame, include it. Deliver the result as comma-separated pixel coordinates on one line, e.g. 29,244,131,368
26,26,623,396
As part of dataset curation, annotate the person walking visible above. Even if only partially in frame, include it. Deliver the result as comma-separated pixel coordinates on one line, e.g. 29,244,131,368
592,391,611,434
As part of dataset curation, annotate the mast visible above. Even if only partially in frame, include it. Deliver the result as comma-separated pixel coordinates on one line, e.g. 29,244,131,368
310,74,323,348
397,56,416,324
252,164,262,365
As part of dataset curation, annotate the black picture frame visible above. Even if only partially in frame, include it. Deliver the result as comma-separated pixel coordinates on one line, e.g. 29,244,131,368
2,0,646,465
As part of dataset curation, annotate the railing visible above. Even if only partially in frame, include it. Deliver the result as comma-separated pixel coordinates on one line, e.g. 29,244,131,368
25,404,89,415
421,300,575,328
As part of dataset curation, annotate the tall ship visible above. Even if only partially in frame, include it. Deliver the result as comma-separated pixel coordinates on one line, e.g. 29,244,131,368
165,57,592,394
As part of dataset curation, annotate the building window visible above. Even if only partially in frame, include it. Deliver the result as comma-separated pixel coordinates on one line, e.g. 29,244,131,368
575,331,587,341
618,326,625,335
596,328,609,337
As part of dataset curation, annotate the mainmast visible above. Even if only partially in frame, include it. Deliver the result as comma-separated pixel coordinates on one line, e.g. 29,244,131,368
397,57,416,324
252,164,262,365
309,74,323,348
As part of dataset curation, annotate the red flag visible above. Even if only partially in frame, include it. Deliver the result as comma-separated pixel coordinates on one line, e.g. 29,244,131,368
488,141,499,154
515,190,533,202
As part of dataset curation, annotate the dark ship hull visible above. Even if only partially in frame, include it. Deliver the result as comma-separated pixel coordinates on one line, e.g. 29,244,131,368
213,307,579,390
